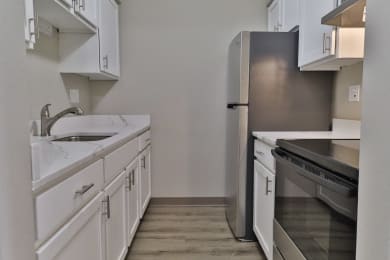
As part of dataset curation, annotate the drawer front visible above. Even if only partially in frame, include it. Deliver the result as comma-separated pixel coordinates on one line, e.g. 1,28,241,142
254,140,275,172
36,192,105,260
138,130,151,151
105,138,138,183
35,160,104,242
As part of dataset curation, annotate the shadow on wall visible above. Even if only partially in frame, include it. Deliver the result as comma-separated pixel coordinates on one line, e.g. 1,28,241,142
89,80,116,112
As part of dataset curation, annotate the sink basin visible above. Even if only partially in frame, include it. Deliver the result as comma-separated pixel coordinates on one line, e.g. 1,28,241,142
52,134,116,142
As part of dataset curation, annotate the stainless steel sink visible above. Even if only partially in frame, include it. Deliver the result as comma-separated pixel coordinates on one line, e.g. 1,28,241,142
52,134,115,142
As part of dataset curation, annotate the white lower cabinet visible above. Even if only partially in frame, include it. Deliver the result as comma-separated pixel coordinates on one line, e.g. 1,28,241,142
36,193,105,260
104,171,128,260
125,158,140,246
253,160,275,260
139,146,151,218
35,130,152,260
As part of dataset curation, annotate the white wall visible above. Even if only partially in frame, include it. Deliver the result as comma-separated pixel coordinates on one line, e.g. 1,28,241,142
26,32,92,118
0,2,35,259
91,0,268,197
332,62,363,120
357,1,390,259
0,2,92,259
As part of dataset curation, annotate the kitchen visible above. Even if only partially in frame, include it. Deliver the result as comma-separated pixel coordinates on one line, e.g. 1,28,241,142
0,0,388,260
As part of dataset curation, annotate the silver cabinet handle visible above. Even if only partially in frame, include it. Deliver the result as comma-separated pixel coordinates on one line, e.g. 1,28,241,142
323,33,326,53
28,18,35,38
126,174,131,191
325,35,332,53
28,14,39,40
256,151,265,157
103,195,110,219
265,177,272,195
141,156,146,169
132,169,135,185
75,183,94,196
79,0,85,11
103,55,109,69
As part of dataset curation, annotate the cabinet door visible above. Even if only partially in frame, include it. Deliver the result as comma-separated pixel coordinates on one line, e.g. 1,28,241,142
139,146,151,218
281,0,299,32
104,171,128,260
36,193,105,260
125,159,140,246
99,0,120,76
75,0,97,27
253,160,275,260
268,0,282,32
298,0,337,67
24,0,36,49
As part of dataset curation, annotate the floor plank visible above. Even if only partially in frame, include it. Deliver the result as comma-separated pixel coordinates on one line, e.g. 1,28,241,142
126,205,266,260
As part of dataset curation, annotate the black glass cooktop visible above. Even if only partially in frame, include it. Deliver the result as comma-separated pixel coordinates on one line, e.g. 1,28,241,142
276,139,360,182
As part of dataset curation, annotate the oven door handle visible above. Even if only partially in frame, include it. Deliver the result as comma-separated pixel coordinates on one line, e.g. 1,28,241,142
272,149,357,197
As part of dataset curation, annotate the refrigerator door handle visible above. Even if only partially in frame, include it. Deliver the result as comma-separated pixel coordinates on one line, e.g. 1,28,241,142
227,103,249,109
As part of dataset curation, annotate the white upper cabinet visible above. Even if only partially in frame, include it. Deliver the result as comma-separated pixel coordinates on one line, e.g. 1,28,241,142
268,0,282,32
281,0,300,32
35,0,97,32
24,0,37,49
59,0,120,80
99,0,120,76
268,0,300,32
74,0,98,27
298,0,365,71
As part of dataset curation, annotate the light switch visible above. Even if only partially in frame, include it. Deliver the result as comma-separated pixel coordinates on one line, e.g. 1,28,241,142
348,85,360,102
69,89,80,103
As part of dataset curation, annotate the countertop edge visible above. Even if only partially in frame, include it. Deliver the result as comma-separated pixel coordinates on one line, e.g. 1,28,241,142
32,125,151,195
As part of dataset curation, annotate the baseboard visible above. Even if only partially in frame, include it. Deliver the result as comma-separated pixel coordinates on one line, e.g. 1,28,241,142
150,197,226,206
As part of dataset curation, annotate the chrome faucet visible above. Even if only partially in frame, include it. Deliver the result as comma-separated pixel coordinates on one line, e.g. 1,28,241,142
40,104,84,136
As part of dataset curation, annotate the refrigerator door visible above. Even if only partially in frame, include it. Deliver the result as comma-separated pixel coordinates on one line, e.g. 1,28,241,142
225,32,250,239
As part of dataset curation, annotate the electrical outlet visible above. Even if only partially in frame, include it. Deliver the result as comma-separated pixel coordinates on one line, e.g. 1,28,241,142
348,85,360,102
69,89,80,103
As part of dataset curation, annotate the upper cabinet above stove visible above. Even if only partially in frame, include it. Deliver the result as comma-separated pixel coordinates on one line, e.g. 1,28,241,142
298,0,365,71
322,0,366,28
268,0,365,71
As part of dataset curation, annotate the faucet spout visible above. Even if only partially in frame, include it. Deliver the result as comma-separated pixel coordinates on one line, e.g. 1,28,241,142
40,104,84,136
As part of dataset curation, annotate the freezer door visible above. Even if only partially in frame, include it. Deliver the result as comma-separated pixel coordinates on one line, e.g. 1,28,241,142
225,32,251,239
227,32,250,105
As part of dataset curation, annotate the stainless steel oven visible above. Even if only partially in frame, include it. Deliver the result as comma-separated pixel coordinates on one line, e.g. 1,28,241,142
272,139,359,260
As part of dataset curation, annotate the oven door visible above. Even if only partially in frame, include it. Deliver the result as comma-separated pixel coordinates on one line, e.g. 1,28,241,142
272,148,358,260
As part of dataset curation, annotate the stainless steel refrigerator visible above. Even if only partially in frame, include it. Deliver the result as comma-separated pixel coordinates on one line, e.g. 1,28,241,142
225,31,334,241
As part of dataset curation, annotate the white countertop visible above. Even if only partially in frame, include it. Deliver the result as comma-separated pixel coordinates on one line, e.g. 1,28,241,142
252,131,360,146
252,119,361,146
31,115,151,193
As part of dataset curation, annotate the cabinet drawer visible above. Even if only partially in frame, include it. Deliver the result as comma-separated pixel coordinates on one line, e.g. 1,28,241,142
36,192,104,260
105,138,138,183
138,130,151,151
35,159,104,242
254,140,275,172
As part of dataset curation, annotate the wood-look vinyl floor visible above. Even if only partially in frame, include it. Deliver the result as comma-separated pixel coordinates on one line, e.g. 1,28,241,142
126,206,266,260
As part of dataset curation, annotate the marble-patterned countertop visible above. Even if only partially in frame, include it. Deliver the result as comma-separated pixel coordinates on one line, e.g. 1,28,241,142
252,131,360,147
252,119,361,146
31,115,151,193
